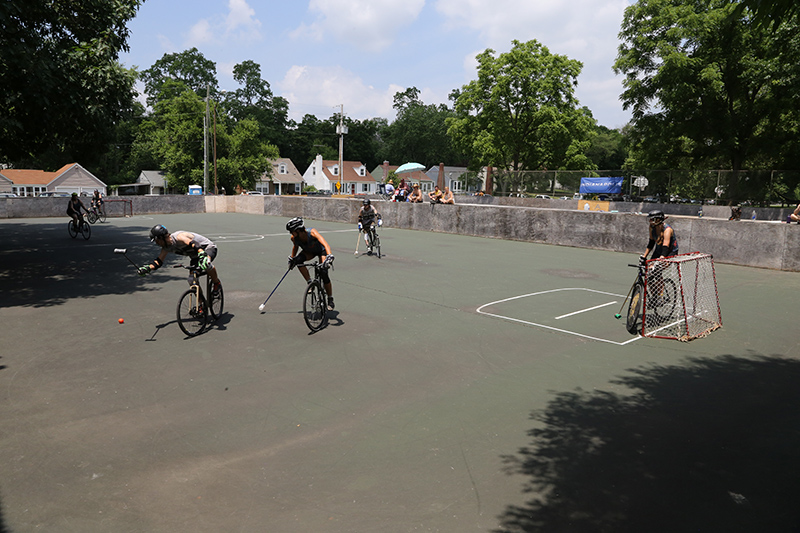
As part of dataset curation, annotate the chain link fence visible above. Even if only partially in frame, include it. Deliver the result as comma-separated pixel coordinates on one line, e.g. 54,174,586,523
485,169,800,206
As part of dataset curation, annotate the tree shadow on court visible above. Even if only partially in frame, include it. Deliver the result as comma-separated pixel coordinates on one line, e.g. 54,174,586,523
0,221,180,309
496,353,800,533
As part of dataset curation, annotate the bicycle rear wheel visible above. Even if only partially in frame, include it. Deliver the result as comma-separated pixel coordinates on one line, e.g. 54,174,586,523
374,232,381,258
208,280,224,320
177,288,208,337
68,220,78,239
626,283,643,335
303,280,328,332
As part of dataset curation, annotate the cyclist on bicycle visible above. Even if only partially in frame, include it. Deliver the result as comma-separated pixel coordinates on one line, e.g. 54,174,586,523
138,225,222,295
286,217,335,310
66,192,90,230
641,210,678,262
91,189,104,214
357,198,382,255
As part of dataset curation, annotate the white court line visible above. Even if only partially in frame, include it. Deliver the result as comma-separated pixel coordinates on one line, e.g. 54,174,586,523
555,300,618,320
476,287,643,346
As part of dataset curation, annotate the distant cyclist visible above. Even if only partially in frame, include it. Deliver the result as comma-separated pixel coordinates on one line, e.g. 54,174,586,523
286,217,335,310
91,189,104,214
66,192,90,230
641,210,678,262
138,225,222,295
357,198,382,255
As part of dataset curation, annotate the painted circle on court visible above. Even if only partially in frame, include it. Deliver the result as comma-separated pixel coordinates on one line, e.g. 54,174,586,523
209,234,265,243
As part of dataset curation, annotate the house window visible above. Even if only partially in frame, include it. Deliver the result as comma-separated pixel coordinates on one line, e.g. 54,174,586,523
451,180,463,192
359,167,365,176
279,163,287,174
294,184,301,193
333,166,339,176
361,184,369,193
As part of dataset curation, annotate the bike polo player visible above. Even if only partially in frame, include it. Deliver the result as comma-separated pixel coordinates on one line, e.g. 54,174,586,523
66,192,90,230
286,217,335,310
357,198,382,255
641,210,678,263
138,225,222,296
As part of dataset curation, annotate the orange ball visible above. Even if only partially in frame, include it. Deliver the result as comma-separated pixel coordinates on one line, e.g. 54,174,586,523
118,318,124,324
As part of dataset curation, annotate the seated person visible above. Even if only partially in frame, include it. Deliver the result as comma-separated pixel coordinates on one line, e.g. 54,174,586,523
441,186,454,204
788,203,800,224
428,185,443,203
730,205,742,221
392,186,407,202
408,184,423,203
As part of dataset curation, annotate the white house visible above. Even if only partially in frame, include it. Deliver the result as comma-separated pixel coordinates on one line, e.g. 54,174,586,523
302,155,376,195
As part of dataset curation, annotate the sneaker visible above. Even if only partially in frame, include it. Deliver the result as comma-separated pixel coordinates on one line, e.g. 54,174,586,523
367,247,372,256
327,297,335,311
211,282,222,297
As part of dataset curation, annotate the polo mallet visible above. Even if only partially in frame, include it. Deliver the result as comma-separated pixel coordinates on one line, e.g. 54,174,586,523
614,263,642,319
354,228,361,255
259,268,291,311
114,248,140,269
614,282,636,319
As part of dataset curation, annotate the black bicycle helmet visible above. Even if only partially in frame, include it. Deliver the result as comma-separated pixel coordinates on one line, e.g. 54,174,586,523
363,198,371,206
150,224,169,241
286,217,305,233
647,210,665,222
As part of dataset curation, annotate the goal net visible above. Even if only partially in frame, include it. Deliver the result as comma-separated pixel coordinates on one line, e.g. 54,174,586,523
643,252,722,341
103,198,133,217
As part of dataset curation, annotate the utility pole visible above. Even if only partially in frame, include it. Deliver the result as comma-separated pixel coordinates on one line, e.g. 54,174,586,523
336,105,347,194
204,84,210,195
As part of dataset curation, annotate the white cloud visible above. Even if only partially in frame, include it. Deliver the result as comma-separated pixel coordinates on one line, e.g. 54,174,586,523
185,0,262,47
294,0,426,52
278,65,402,121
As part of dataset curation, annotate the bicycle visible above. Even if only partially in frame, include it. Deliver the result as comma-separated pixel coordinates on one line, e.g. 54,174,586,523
623,260,677,335
87,203,106,224
298,260,332,333
174,264,224,337
68,214,91,240
364,219,382,258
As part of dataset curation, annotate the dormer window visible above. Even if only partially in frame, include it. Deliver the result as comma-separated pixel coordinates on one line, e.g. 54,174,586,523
279,163,287,174
333,166,339,176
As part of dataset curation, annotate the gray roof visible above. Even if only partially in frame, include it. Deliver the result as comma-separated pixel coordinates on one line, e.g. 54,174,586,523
138,170,167,187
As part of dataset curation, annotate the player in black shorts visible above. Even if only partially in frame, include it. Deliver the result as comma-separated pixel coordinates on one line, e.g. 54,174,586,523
286,217,335,310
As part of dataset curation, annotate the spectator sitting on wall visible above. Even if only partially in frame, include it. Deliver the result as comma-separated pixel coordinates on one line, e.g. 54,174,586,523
787,203,800,224
408,184,424,203
442,187,455,204
428,185,443,204
730,205,742,221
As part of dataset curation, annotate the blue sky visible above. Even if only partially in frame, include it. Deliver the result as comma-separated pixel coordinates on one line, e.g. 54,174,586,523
120,0,634,128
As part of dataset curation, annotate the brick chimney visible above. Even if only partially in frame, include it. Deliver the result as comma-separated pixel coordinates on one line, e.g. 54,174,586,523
382,161,390,182
437,163,445,190
485,166,493,195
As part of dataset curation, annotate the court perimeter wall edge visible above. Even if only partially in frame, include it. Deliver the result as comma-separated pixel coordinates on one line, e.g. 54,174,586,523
2,195,798,271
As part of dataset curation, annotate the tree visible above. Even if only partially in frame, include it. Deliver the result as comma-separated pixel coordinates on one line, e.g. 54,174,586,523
379,87,465,168
224,60,290,156
614,0,800,202
447,40,595,178
0,0,141,166
140,48,218,107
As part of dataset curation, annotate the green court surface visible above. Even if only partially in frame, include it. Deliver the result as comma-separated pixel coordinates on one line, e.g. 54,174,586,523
1,213,799,532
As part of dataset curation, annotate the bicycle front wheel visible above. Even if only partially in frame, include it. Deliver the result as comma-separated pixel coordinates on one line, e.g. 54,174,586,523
208,280,224,320
80,221,91,240
98,207,107,223
626,283,643,335
303,281,328,332
87,211,98,224
177,288,208,337
68,220,78,239
374,232,381,258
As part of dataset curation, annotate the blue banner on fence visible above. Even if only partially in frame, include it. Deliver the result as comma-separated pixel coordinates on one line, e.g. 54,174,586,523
579,177,624,194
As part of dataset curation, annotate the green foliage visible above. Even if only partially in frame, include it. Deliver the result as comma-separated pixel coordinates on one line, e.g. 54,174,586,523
447,40,596,177
615,0,800,202
140,48,218,107
378,87,465,168
0,0,141,165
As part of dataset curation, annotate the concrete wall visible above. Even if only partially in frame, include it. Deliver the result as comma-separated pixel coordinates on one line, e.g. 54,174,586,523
4,195,800,271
